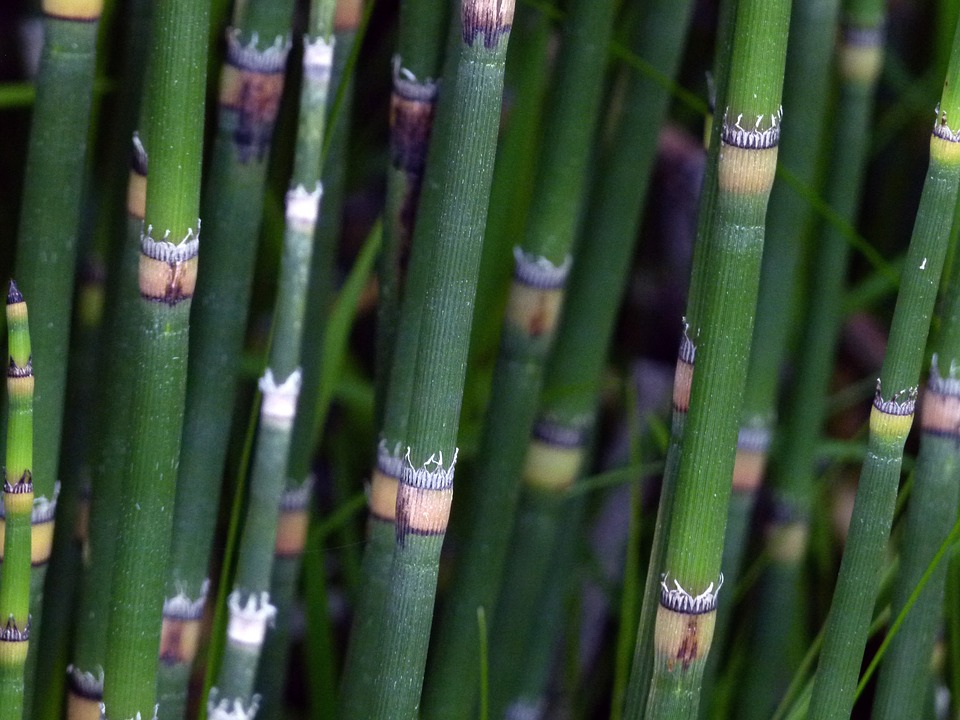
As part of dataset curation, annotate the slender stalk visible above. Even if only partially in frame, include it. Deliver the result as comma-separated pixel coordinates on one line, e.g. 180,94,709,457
68,134,148,720
0,282,33,720
13,0,102,708
366,3,515,717
421,0,616,715
100,0,209,716
808,16,960,719
157,3,294,715
724,0,841,714
739,1,886,713
637,0,791,715
208,2,336,716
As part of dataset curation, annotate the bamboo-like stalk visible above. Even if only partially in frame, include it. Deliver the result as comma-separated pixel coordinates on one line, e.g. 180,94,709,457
13,0,102,707
157,3,294,715
338,2,446,717
738,1,886,712
724,0,841,666
808,16,960,720
0,282,34,720
482,0,695,715
421,0,616,716
364,3,514,717
68,134,148,720
100,0,209,716
634,0,790,715
207,2,336,717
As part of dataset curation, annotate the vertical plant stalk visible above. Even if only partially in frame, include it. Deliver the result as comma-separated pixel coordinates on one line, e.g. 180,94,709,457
634,0,790,716
808,17,960,719
421,0,617,715
13,0,102,706
208,3,336,715
367,2,515,717
68,135,148,720
0,283,34,720
338,0,445,716
740,2,886,713
724,4,841,705
158,3,294,714
100,0,209,716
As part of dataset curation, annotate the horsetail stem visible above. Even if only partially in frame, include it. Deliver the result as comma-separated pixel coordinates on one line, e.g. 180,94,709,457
159,2,294,714
740,0,886,712
365,3,515,717
100,0,209,715
0,282,34,720
808,13,960,719
421,0,616,714
209,1,336,715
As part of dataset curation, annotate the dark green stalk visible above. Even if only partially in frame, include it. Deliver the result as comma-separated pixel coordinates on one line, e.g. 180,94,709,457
366,3,515,717
0,283,33,720
100,0,209,716
288,0,364,600
808,17,960,720
739,2,886,713
374,0,449,426
67,133,147,720
157,3,294,715
479,0,695,715
14,1,101,707
421,0,616,715
68,135,148,720
637,0,791,715
208,2,336,716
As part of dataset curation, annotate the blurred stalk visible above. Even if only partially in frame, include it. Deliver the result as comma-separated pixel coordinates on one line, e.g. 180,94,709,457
421,0,617,715
0,283,34,720
157,3,295,716
808,15,960,719
207,1,336,717
100,0,209,715
12,0,102,709
740,0,887,712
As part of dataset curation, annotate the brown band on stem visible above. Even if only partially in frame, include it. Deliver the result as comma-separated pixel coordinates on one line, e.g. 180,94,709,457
767,520,808,563
653,605,716,672
390,71,438,175
922,359,960,437
673,329,696,412
731,425,770,492
275,479,313,556
139,231,200,304
370,468,400,522
42,0,102,20
31,519,55,566
462,0,515,48
75,483,90,551
220,30,290,164
839,24,883,84
159,617,202,666
335,0,363,31
6,373,34,401
127,134,148,220
395,484,453,540
505,248,572,339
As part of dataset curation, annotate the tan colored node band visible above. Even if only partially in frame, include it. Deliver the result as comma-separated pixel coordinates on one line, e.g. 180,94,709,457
159,616,202,665
139,253,198,302
732,449,766,492
505,282,564,339
127,170,147,220
396,484,453,535
922,386,960,436
370,469,399,522
67,691,102,720
717,144,778,195
653,605,716,672
275,508,309,556
767,521,809,564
